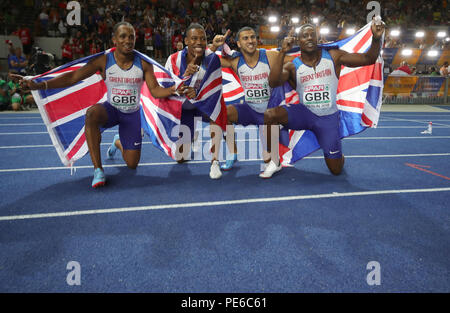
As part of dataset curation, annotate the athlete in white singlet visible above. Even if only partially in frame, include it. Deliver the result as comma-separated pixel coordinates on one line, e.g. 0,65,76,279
265,21,385,176
165,23,224,179
210,27,295,177
16,22,185,188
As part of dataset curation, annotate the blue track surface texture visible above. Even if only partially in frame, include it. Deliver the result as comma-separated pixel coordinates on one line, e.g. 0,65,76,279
0,108,449,292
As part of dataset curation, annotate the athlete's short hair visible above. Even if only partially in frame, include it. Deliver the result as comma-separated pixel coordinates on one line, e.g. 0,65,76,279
113,21,134,35
236,26,256,41
186,23,205,36
297,23,316,35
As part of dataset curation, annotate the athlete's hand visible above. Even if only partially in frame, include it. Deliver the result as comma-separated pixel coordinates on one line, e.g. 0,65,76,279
178,85,196,99
183,54,203,77
9,73,40,91
371,17,385,40
212,29,231,51
281,28,296,53
169,85,177,95
183,64,200,77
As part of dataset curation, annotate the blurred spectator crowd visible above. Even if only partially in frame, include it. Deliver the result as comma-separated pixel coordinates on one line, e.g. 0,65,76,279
0,0,448,110
1,0,448,61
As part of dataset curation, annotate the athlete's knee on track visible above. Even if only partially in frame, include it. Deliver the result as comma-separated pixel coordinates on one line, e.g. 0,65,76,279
125,160,139,169
326,156,344,176
329,165,343,176
123,150,141,169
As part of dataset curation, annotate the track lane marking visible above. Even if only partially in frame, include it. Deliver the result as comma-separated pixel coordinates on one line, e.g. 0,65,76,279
1,153,450,173
1,187,449,221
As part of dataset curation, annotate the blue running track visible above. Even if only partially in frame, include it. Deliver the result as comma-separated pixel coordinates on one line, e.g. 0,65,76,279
0,106,449,293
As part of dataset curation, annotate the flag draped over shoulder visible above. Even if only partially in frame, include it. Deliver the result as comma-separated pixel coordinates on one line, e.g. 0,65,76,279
219,22,384,165
30,50,112,167
30,48,225,166
280,22,384,164
165,47,227,129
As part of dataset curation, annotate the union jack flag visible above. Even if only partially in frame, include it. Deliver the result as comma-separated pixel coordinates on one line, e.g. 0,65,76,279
164,47,227,129
30,48,225,166
280,22,384,164
218,22,384,165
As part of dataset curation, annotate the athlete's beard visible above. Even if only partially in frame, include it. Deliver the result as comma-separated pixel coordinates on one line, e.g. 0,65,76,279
240,46,257,57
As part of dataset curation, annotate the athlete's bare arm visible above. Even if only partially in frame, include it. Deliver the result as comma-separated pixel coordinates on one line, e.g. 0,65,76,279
12,55,106,91
268,36,296,88
210,30,237,69
329,22,384,76
266,50,296,65
142,60,176,98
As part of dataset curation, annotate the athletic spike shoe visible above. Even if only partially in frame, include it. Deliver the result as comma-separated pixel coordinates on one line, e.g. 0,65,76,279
259,160,282,179
106,134,120,159
220,153,238,171
92,168,106,188
260,162,269,172
209,160,222,179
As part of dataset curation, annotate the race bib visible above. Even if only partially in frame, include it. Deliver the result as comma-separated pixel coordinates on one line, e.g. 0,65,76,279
243,82,270,103
303,84,332,110
111,87,140,107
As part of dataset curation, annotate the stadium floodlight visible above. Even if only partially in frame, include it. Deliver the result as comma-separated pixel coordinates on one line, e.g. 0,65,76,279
319,27,330,35
312,17,319,24
390,29,400,37
295,27,301,34
446,37,450,42
291,17,299,24
270,26,280,33
401,49,412,56
268,16,277,23
427,50,438,57
436,31,447,38
346,28,356,35
415,31,425,38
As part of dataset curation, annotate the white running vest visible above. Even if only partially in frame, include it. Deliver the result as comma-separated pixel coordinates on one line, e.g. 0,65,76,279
237,49,271,113
293,49,339,116
105,52,144,113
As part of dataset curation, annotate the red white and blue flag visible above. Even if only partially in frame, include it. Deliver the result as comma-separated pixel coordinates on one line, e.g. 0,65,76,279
219,22,384,164
164,47,227,129
30,48,225,166
279,22,384,164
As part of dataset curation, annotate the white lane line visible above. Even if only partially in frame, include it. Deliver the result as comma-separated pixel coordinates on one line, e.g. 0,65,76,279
0,123,44,126
0,131,49,135
0,142,153,149
344,136,450,140
380,119,450,122
1,186,450,221
377,126,450,128
382,116,450,127
0,117,42,120
1,136,449,149
0,144,54,149
1,153,449,173
1,125,450,136
0,130,118,135
382,114,450,116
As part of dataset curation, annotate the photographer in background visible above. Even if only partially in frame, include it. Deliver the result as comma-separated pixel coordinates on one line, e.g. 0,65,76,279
27,46,55,76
